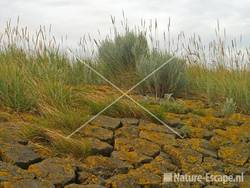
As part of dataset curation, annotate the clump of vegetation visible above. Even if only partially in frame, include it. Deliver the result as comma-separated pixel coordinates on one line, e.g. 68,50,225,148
19,124,89,158
0,49,37,111
191,109,206,116
136,50,186,98
97,30,186,97
179,125,192,138
221,98,237,117
52,137,90,158
37,109,89,134
160,98,189,114
19,125,51,144
98,31,148,87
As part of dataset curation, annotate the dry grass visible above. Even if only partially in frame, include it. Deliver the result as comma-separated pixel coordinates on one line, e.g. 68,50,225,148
19,123,90,158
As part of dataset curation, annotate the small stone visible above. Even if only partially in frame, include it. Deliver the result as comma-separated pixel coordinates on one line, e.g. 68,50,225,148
106,168,162,188
210,124,250,146
128,167,162,186
209,134,232,150
0,123,26,144
105,174,140,188
83,156,132,179
163,145,203,169
206,171,240,187
190,116,223,130
143,155,178,175
239,175,250,188
2,179,55,188
112,150,152,167
184,163,206,175
82,125,114,144
115,126,139,139
138,122,173,134
139,130,176,147
223,164,249,175
202,157,224,172
187,138,218,158
0,112,9,122
0,161,35,182
65,184,106,188
78,171,104,185
218,143,249,166
121,118,139,126
0,143,41,169
114,138,160,157
85,137,113,156
28,157,76,186
181,125,213,139
91,115,121,130
164,113,182,127
213,111,225,118
222,119,242,127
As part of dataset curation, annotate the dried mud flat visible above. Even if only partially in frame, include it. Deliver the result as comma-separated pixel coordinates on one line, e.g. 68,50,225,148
0,99,250,188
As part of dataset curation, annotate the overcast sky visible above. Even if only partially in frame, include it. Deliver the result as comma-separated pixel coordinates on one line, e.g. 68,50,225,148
0,0,250,48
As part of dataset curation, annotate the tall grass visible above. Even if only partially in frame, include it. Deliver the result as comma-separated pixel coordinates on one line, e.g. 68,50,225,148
186,65,250,113
0,48,37,111
184,23,250,113
0,17,249,116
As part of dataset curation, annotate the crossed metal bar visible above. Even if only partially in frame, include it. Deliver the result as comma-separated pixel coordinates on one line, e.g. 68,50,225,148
66,52,183,139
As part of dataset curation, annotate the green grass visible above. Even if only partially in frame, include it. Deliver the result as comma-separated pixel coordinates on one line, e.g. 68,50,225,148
160,98,189,114
0,64,37,111
37,109,89,134
51,137,90,158
186,65,250,113
221,98,237,117
0,17,249,140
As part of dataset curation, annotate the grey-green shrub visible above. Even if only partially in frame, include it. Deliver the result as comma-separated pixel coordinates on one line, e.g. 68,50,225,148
136,50,186,98
98,31,148,86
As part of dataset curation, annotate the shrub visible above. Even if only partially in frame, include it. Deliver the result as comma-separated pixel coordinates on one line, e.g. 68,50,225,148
98,31,149,86
136,50,186,98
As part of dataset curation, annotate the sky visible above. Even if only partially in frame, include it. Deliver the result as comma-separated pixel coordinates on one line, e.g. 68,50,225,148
0,0,250,48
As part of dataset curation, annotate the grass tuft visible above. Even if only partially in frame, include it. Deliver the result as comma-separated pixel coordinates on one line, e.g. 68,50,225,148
160,98,189,114
221,98,237,117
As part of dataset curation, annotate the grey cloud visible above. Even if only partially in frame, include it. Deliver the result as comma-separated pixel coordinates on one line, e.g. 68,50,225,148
0,0,249,47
